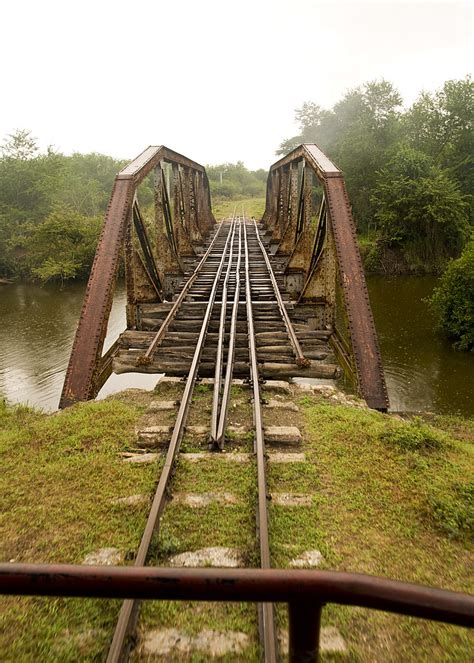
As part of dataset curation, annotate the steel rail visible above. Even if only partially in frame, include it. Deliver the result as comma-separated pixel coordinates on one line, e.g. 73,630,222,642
210,209,237,443
107,219,236,663
252,220,309,367
213,220,243,449
243,217,278,663
136,219,227,365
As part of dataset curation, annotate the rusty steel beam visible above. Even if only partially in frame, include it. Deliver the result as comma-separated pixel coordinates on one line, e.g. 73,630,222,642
60,146,215,408
59,178,134,408
118,145,206,185
325,176,388,410
264,144,389,411
2,564,473,628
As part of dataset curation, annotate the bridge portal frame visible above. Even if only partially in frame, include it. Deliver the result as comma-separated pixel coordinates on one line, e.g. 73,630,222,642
262,144,389,411
59,146,214,409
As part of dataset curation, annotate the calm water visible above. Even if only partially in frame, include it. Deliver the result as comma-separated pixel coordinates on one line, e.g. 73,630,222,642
0,277,472,415
0,282,157,411
367,275,473,416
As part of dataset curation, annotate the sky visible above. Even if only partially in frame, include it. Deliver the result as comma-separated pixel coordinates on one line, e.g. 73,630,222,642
1,0,472,170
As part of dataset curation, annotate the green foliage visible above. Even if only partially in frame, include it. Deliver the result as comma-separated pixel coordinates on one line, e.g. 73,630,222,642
404,76,474,203
206,161,267,199
379,417,448,452
429,481,474,539
371,146,469,266
279,76,473,267
278,79,403,228
0,130,123,281
430,237,474,350
26,208,102,284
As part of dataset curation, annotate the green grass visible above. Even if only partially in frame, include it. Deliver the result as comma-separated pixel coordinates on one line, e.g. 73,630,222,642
272,398,474,661
1,392,473,661
0,396,157,662
212,197,266,220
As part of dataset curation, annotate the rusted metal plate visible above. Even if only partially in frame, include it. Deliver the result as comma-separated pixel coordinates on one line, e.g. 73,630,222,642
270,144,340,181
117,146,206,185
325,176,389,410
59,178,134,408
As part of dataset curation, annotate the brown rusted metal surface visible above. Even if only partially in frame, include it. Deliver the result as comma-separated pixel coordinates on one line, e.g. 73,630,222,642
118,145,206,184
2,564,473,628
325,176,388,410
289,601,322,663
60,146,215,408
265,144,389,411
59,178,134,408
243,219,278,662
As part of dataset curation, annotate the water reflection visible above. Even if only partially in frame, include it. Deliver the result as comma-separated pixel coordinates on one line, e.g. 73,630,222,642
1,277,473,416
367,275,474,416
0,282,156,411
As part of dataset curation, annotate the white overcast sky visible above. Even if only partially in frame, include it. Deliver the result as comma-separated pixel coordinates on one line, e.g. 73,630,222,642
1,0,472,170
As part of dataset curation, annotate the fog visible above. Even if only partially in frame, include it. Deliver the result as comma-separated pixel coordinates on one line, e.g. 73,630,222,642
1,0,472,169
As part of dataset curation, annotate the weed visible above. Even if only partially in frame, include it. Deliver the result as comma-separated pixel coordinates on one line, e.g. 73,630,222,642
429,482,474,539
379,417,449,452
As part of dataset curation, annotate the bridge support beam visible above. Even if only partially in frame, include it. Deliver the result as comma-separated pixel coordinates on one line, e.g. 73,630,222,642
262,144,389,411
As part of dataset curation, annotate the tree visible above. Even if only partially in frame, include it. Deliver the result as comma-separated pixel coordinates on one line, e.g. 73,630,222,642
430,236,474,350
371,146,469,267
277,80,403,229
405,76,474,202
1,129,38,160
27,207,102,283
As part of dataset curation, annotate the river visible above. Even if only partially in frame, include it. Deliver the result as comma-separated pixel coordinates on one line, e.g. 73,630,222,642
0,277,472,416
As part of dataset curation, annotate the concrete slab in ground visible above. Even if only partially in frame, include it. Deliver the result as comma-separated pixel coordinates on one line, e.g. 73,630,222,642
141,628,249,657
147,400,178,412
271,493,313,506
82,548,124,565
265,399,299,411
173,492,238,507
137,426,172,447
267,452,306,463
262,380,293,395
265,426,302,445
169,546,243,568
112,494,149,506
289,550,324,568
122,452,159,464
185,425,208,438
181,452,251,463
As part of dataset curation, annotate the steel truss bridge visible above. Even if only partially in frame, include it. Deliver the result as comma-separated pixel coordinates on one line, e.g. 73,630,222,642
2,145,472,663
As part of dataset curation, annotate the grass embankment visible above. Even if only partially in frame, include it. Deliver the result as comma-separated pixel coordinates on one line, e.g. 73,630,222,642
0,388,473,661
212,197,266,220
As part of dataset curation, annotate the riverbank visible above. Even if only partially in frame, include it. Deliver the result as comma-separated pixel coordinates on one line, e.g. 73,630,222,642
1,384,472,661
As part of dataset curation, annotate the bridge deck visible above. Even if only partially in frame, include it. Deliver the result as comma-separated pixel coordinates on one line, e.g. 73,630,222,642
113,218,341,382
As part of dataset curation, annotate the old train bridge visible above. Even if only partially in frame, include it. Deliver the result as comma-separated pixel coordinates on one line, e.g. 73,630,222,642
59,143,388,412
5,145,473,663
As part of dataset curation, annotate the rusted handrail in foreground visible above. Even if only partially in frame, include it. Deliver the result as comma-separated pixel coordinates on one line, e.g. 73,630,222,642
2,565,473,662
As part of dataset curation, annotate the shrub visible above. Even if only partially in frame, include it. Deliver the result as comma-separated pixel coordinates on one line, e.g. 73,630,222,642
430,236,474,350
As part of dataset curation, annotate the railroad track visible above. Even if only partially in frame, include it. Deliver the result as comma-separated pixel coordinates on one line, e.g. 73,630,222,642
107,213,326,662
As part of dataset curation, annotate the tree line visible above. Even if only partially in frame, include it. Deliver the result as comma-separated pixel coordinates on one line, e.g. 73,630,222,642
278,76,473,350
279,76,473,274
0,132,265,284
